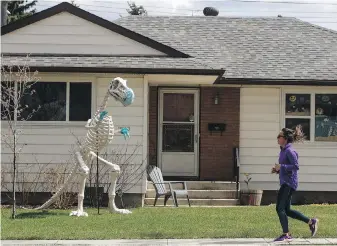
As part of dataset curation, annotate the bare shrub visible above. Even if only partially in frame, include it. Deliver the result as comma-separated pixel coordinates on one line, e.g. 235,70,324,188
45,161,78,210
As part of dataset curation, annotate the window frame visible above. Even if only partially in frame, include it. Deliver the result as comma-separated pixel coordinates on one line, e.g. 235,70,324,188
1,80,95,126
281,88,337,145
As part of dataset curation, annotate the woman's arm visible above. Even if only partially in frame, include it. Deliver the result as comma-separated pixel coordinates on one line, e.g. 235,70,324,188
281,149,299,171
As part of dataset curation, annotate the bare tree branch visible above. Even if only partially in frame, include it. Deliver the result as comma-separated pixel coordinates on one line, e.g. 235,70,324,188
1,55,40,218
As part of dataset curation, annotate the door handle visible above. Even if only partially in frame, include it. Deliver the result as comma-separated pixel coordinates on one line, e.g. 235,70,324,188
195,134,200,143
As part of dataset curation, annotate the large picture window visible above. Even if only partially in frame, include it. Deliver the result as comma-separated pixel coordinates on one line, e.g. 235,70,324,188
284,92,337,142
1,81,92,122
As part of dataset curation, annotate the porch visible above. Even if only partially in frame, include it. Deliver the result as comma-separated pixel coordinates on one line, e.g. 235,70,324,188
147,86,240,181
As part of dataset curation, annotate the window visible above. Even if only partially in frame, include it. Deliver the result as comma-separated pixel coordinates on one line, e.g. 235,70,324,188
285,93,311,140
69,82,92,121
284,92,337,142
1,81,92,122
315,94,337,142
21,82,67,121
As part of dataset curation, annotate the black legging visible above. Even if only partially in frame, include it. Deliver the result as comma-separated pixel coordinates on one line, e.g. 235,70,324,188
276,184,310,233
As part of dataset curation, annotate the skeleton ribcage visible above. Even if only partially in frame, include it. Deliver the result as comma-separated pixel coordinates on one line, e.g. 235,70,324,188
85,116,115,153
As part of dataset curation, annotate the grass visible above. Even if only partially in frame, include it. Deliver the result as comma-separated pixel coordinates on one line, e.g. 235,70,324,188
1,205,337,240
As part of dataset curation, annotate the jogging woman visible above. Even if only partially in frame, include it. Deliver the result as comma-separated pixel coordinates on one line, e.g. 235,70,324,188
272,125,318,243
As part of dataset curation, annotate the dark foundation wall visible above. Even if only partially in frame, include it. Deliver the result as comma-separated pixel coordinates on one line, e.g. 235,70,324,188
1,192,144,208
199,87,240,181
261,190,337,205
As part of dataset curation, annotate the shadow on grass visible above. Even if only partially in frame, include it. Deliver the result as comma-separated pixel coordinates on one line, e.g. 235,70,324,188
5,236,47,240
14,210,66,219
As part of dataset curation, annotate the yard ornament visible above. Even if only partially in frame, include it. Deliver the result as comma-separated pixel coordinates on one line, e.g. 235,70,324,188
35,77,135,216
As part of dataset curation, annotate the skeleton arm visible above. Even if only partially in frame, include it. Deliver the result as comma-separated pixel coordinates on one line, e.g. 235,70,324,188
85,111,108,128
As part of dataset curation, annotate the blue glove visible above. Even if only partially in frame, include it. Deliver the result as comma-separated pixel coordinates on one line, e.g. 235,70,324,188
99,110,108,120
120,127,130,140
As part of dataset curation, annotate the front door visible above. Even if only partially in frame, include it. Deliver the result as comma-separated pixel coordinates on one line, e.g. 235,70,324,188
158,89,199,177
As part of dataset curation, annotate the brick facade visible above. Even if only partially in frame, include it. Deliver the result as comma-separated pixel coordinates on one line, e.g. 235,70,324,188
148,86,240,181
148,87,158,166
199,87,240,181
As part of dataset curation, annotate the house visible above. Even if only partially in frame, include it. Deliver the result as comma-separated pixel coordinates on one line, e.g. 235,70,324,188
1,2,336,207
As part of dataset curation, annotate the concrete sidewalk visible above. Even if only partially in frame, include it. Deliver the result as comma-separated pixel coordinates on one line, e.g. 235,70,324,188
1,238,337,246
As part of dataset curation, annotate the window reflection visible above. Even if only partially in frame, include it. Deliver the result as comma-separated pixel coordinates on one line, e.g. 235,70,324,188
162,124,194,152
21,82,67,121
69,82,92,121
163,93,194,122
315,94,337,142
285,118,310,140
285,93,310,116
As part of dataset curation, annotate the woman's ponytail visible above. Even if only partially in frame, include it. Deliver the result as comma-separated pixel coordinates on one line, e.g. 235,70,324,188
281,125,306,143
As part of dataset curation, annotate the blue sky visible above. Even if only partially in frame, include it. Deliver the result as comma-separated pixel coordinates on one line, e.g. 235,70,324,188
35,0,337,31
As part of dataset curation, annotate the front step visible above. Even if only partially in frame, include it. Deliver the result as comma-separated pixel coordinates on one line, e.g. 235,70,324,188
144,197,239,206
145,181,240,207
147,181,238,191
146,189,238,199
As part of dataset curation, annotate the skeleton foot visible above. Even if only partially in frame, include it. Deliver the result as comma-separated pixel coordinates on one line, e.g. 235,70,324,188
69,210,88,217
108,195,132,214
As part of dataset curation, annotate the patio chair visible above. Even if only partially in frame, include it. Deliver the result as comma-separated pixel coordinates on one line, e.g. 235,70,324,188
147,165,191,207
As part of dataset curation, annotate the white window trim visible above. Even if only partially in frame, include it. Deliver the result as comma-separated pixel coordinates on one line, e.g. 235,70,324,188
3,80,95,126
281,87,337,146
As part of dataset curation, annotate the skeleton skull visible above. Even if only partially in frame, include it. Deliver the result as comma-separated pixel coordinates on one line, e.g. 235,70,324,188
109,77,135,106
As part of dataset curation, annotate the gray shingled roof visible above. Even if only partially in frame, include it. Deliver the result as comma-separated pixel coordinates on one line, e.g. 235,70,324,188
1,56,216,71
2,14,337,80
116,16,337,80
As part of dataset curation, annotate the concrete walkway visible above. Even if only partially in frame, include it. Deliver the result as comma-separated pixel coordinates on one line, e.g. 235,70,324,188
1,238,337,246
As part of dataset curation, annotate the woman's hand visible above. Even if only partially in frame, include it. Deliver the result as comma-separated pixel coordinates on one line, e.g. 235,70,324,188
274,163,281,171
271,167,279,174
271,164,281,174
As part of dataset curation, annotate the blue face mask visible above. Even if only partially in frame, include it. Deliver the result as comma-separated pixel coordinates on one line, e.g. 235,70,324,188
123,88,135,106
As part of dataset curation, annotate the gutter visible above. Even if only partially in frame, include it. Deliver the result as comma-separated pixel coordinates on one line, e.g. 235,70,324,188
216,78,337,86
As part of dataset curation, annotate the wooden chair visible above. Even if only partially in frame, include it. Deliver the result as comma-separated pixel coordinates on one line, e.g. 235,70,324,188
147,165,191,207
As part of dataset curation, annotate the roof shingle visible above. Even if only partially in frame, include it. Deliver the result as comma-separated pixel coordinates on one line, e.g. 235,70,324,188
0,55,221,74
116,16,337,80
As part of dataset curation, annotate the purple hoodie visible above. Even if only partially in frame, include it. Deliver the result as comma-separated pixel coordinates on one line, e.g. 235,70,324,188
278,143,299,190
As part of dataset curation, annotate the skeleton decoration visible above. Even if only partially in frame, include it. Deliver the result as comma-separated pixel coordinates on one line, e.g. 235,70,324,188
35,77,135,216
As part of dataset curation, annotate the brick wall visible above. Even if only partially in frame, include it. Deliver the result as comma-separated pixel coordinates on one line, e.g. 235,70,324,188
199,87,240,181
148,86,240,181
148,87,158,166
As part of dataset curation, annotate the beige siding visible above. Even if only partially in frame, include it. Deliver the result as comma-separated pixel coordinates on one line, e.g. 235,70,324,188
1,73,147,195
1,12,166,56
240,87,337,192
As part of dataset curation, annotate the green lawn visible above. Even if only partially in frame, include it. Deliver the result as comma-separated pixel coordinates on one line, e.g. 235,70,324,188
1,205,337,240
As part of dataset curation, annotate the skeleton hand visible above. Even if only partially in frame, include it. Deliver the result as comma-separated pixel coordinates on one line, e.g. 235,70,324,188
120,127,130,140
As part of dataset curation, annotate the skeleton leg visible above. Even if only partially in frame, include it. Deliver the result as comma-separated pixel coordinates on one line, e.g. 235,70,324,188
90,151,132,214
69,152,90,217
